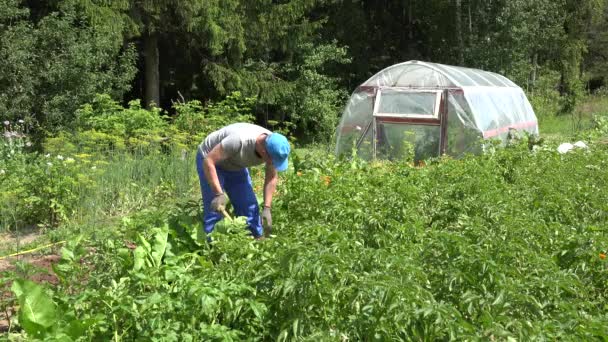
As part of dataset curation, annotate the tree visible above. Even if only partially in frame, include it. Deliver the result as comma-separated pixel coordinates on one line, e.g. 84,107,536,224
556,0,605,113
584,1,608,91
0,0,137,134
455,0,464,65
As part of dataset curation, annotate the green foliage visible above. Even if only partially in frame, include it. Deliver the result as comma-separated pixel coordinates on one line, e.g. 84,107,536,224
133,223,169,271
7,0,608,337
206,41,350,142
1,122,95,229
6,135,608,340
528,70,562,118
591,113,608,138
45,94,174,155
4,0,608,145
44,92,258,157
11,279,57,339
173,91,256,145
279,42,351,143
0,0,137,134
76,94,168,135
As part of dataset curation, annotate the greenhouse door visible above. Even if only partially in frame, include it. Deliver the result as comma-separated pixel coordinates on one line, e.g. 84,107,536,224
370,88,447,161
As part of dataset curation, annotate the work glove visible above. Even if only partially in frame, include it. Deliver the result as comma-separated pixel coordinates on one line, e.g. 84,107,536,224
261,206,272,237
210,193,227,212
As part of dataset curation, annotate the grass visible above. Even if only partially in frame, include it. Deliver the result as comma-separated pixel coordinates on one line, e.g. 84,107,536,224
535,94,608,141
538,114,590,138
69,148,197,224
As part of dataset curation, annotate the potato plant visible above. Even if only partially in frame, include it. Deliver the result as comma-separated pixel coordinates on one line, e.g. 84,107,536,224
6,139,608,340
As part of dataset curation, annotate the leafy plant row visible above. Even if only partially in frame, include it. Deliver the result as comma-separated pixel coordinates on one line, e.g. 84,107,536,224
6,140,608,340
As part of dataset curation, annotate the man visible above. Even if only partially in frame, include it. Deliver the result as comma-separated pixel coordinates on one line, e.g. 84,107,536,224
196,122,291,240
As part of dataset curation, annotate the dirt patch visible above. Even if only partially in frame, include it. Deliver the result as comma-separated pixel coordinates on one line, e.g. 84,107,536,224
0,225,43,255
0,258,11,273
0,253,61,333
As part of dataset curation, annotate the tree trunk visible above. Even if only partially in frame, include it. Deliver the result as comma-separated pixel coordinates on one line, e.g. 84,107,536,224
143,32,160,109
530,53,538,94
455,0,464,65
405,0,417,59
468,0,473,41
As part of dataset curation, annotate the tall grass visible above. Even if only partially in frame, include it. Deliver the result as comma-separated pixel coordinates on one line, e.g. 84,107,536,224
71,147,198,227
534,94,608,140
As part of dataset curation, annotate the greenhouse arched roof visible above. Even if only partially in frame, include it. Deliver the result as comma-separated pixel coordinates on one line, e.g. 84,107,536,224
362,60,519,88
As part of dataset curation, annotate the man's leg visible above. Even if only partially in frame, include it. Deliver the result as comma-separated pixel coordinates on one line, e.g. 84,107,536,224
196,150,224,235
223,168,263,238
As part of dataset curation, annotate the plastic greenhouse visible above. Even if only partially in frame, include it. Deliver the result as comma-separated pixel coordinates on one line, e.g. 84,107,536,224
335,60,539,161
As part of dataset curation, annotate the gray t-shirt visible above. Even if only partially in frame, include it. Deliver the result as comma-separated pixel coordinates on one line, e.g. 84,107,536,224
198,123,272,171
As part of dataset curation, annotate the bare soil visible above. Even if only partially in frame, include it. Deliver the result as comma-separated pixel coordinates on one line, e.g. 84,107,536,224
0,253,61,333
0,224,43,254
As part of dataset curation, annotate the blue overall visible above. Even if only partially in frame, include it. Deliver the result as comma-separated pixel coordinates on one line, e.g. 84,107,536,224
196,150,263,237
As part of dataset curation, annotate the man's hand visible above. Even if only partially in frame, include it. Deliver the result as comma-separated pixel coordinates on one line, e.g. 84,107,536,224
211,193,227,212
262,206,272,236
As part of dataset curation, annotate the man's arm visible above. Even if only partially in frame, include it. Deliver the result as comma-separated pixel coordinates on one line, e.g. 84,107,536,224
203,144,226,195
263,162,278,207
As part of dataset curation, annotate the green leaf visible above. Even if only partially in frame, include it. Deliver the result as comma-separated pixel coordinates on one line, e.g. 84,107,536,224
133,245,147,271
11,279,57,337
150,223,169,267
60,246,75,262
292,318,299,338
66,317,97,339
248,301,267,320
137,233,152,253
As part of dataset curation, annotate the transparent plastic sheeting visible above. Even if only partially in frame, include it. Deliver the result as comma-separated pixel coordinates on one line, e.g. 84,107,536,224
335,91,374,156
376,123,440,161
462,86,538,139
362,61,516,88
335,61,539,160
378,90,437,116
365,63,455,88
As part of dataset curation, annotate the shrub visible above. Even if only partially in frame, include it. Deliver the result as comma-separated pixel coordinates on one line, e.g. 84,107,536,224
172,91,256,146
1,121,95,229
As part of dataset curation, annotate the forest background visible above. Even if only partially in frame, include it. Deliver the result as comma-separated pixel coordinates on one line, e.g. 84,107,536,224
2,0,608,143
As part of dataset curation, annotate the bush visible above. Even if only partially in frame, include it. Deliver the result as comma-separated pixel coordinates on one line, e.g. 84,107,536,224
278,42,351,144
45,92,257,156
45,94,171,155
1,121,95,229
76,94,168,136
172,91,256,146
528,70,561,118
0,1,137,135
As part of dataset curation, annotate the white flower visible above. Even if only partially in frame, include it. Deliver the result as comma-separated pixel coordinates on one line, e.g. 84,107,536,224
65,157,75,163
0,169,5,175
91,166,97,170
47,162,53,167
25,142,32,147
2,121,8,126
57,155,64,160
18,119,24,124
45,153,50,158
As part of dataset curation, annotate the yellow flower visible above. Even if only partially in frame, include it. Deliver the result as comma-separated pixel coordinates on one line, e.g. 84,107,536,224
322,175,331,186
